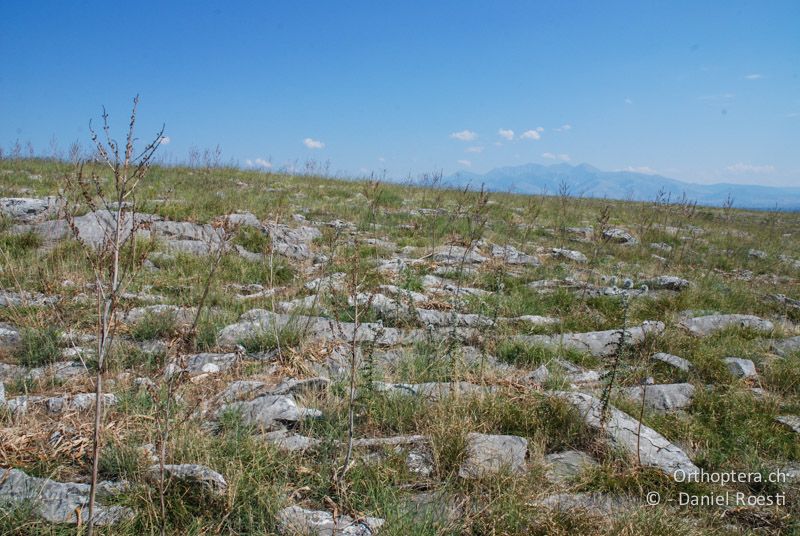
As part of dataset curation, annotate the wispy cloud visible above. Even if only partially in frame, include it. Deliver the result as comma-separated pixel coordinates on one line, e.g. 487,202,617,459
520,129,541,140
726,162,775,174
450,130,478,141
457,159,472,167
744,73,763,80
159,136,171,145
555,124,572,132
620,165,656,174
542,152,570,162
245,158,272,169
466,146,484,153
498,128,514,140
303,138,325,149
624,98,633,104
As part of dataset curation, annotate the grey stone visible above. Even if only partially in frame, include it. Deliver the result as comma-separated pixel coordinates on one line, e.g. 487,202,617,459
0,322,21,349
0,381,4,405
490,244,540,266
680,314,774,337
650,242,673,252
723,357,758,379
748,249,767,259
458,432,528,478
373,381,491,401
431,245,487,265
553,391,699,477
775,415,800,434
514,321,665,358
544,450,598,483
551,248,588,263
148,464,227,498
772,336,800,357
0,290,59,308
651,352,692,371
644,276,690,291
603,228,638,245
221,394,304,430
277,505,384,535
265,223,322,260
0,468,133,525
0,196,61,222
258,430,321,452
184,352,239,375
623,383,695,411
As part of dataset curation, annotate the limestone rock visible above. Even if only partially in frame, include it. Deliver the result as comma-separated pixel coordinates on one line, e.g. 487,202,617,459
679,314,774,337
0,468,133,526
775,415,800,434
458,433,528,478
552,391,699,477
651,352,692,371
544,450,599,484
148,464,227,498
0,196,61,222
277,505,384,535
514,321,665,358
623,383,695,411
723,357,758,379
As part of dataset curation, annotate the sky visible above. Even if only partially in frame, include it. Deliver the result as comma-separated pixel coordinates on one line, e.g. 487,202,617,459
1,0,799,187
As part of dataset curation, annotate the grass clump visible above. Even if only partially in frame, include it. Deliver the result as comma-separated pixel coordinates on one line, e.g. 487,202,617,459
17,326,61,367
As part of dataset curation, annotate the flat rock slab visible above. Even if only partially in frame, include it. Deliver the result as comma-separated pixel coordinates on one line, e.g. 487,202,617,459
431,245,487,265
775,415,800,434
514,321,665,358
0,322,21,349
772,336,800,357
0,197,61,223
373,381,492,401
552,391,699,477
679,314,774,337
147,464,227,498
220,394,309,431
723,357,758,379
217,310,403,349
0,468,133,526
544,450,599,484
623,383,695,411
0,290,59,308
277,505,384,535
651,352,692,371
458,432,528,479
645,276,690,291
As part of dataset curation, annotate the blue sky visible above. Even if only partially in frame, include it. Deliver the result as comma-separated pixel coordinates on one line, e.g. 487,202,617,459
1,1,798,186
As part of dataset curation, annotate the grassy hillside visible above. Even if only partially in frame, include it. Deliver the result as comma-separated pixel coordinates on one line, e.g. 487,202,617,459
1,158,799,535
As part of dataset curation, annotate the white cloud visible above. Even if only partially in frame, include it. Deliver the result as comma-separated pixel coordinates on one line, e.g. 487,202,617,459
620,165,656,174
726,162,775,174
466,146,484,153
450,130,478,141
520,130,541,140
457,159,472,167
303,138,325,149
555,124,572,132
624,98,633,104
498,128,514,140
744,73,763,80
159,136,171,145
542,152,570,162
246,158,272,169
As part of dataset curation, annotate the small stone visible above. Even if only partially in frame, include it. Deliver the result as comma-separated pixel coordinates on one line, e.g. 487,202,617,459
148,464,227,498
651,352,692,371
775,415,800,434
458,433,528,479
544,450,598,484
277,505,384,535
723,357,758,379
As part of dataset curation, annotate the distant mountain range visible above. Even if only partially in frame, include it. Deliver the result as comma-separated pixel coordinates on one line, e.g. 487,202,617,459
446,163,800,210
